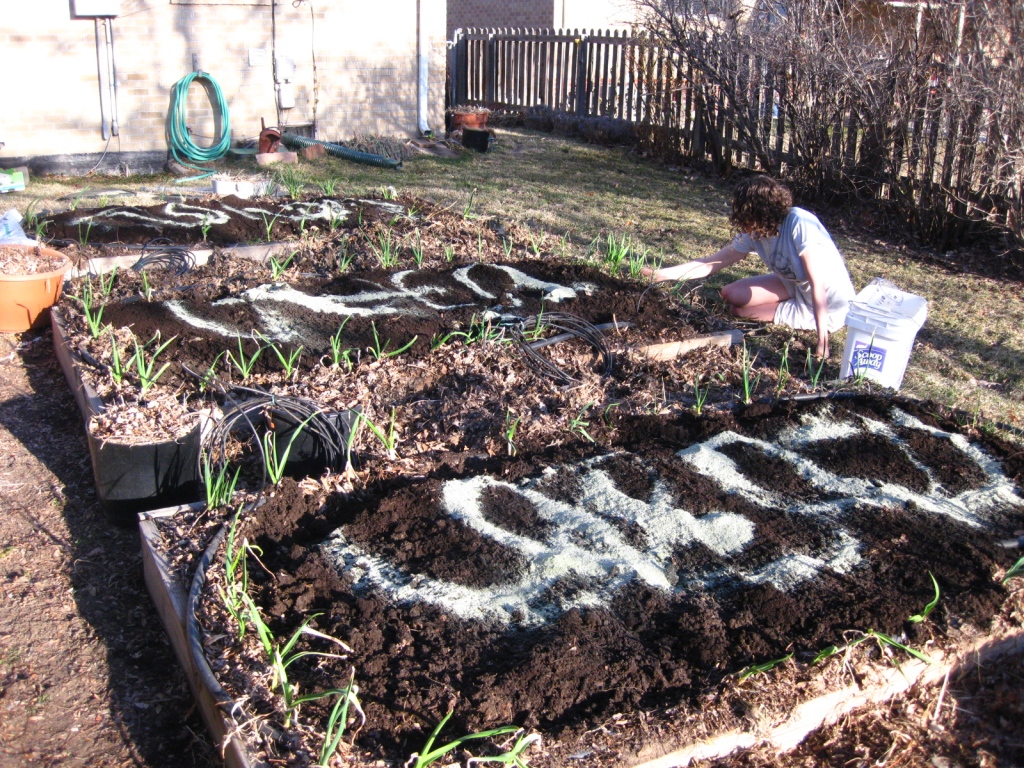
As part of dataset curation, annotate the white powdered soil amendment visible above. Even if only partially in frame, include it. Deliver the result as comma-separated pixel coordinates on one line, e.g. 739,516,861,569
324,406,1022,626
69,198,402,231
163,265,581,341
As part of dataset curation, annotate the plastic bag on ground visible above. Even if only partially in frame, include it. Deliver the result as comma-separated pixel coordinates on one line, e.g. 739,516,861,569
0,209,37,246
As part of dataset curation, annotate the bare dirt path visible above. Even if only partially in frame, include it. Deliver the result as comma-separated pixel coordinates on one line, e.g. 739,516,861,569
0,328,215,768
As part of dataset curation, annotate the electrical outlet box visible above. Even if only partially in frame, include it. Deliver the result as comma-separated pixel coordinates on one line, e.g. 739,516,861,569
275,55,296,82
72,0,121,17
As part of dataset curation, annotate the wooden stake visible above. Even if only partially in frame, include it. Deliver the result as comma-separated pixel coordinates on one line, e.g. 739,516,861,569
638,329,744,361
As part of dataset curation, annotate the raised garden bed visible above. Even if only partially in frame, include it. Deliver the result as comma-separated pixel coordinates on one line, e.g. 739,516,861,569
138,503,256,768
46,193,752,520
52,308,204,521
148,396,1024,766
41,195,408,247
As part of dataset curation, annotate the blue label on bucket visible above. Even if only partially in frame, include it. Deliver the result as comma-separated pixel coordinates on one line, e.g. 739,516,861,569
852,342,886,372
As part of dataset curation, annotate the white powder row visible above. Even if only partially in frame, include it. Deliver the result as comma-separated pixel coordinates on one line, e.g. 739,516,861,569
163,265,584,341
70,198,401,230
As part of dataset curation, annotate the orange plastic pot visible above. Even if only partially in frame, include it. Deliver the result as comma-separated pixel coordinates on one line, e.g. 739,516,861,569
0,245,71,332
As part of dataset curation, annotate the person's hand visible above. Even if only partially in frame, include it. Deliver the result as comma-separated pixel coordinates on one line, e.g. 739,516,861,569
815,329,830,359
640,266,669,283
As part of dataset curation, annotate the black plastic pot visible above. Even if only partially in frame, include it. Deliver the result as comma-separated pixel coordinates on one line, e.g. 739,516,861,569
52,310,203,525
462,127,491,152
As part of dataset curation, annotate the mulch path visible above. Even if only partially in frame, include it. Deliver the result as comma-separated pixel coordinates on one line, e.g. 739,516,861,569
0,330,215,768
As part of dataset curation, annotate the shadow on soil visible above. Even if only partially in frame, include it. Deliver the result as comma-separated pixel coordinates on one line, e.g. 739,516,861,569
0,327,215,768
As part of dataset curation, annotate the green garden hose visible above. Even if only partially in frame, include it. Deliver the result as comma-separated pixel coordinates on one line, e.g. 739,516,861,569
281,132,402,169
167,71,231,182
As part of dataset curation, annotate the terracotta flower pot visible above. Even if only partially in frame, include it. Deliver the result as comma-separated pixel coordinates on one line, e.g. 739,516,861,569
451,110,490,131
0,245,71,333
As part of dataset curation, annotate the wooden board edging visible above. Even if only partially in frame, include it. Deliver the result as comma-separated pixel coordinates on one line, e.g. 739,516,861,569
631,629,1024,767
138,506,260,768
66,242,296,279
639,330,744,361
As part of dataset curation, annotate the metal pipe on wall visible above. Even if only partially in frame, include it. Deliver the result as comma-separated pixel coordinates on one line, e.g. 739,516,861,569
106,19,120,136
94,18,111,139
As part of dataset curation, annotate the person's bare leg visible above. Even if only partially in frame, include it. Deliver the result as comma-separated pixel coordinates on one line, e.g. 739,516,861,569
720,274,792,321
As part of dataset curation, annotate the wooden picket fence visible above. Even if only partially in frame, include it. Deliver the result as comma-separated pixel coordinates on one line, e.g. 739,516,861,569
448,27,1022,246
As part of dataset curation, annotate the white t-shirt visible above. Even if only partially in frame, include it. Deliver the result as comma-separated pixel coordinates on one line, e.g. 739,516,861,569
732,207,855,329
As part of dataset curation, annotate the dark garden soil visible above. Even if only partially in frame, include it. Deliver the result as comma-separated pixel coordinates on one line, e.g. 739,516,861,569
189,396,1024,767
95,258,683,384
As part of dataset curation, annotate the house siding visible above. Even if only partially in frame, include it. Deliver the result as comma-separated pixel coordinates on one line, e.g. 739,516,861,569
0,0,446,162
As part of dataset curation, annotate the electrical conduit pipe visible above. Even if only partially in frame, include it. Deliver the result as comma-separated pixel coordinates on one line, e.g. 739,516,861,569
94,19,112,139
280,132,401,169
106,19,120,137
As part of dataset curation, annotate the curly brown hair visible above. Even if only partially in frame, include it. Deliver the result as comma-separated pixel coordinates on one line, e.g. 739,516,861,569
730,176,793,239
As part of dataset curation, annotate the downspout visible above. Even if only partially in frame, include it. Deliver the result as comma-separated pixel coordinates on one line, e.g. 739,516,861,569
94,19,111,139
417,0,431,136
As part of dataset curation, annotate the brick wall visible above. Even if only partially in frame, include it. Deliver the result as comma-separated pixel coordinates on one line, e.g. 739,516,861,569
559,0,637,30
447,0,552,37
0,0,447,162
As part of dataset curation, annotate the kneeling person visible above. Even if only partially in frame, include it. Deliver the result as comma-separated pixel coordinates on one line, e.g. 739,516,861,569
650,176,855,358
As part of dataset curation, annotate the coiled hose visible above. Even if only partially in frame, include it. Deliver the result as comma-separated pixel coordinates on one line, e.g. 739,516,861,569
168,71,231,182
510,312,615,387
281,131,402,169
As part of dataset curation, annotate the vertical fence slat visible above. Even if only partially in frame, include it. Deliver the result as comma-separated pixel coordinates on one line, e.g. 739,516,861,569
640,41,652,124
574,31,587,116
555,34,565,109
540,32,551,108
624,38,636,123
761,63,775,166
485,33,496,105
616,32,628,120
601,36,612,116
449,27,1015,240
528,29,537,107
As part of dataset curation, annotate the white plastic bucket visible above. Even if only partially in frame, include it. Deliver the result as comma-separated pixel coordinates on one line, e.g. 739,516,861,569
840,279,928,390
212,179,257,199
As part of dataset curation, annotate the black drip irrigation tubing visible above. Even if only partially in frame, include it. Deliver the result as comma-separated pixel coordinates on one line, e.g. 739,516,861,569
187,373,356,493
131,237,197,276
527,320,632,351
771,390,865,404
510,312,616,386
186,523,235,715
186,510,283,753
